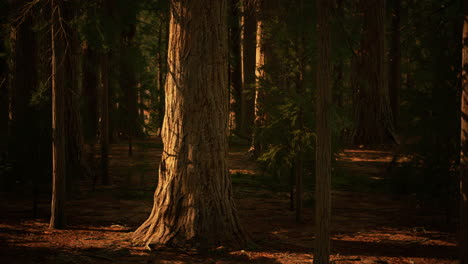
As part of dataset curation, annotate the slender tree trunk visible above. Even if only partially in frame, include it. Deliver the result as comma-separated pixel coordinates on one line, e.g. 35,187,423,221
132,0,249,249
314,0,332,262
460,2,468,262
50,0,66,229
0,1,8,155
352,0,395,146
229,0,243,135
82,45,99,143
389,0,401,130
249,0,266,157
120,19,141,152
241,0,256,136
100,53,110,185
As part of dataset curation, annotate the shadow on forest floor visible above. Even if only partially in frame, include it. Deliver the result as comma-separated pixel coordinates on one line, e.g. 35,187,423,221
0,137,459,264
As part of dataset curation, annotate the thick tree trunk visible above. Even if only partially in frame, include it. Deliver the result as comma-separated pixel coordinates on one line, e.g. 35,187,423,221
132,0,248,249
460,2,468,262
241,0,256,136
389,0,401,131
314,0,332,262
352,0,395,146
50,0,66,229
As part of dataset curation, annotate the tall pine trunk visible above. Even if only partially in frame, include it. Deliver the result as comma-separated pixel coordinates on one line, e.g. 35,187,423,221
132,0,248,248
50,0,66,229
314,0,332,262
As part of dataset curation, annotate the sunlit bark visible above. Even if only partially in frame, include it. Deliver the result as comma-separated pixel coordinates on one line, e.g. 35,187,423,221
132,0,248,249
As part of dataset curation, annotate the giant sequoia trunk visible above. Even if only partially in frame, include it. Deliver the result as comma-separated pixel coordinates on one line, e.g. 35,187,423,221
460,2,468,262
314,0,332,262
132,0,248,248
352,0,395,146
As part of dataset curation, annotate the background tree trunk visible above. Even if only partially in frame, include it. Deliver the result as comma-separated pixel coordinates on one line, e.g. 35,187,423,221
460,1,468,262
0,1,8,156
352,0,395,146
132,0,248,249
314,0,332,262
389,0,401,131
50,0,66,229
10,0,37,181
241,0,256,136
229,0,243,135
82,45,99,144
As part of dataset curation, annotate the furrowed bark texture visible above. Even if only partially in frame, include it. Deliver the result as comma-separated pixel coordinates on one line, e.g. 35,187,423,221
132,0,248,249
314,0,332,262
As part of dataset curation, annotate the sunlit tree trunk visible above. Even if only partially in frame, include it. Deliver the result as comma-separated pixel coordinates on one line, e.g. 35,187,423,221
460,2,468,262
314,0,332,262
50,0,66,229
132,0,248,248
389,0,401,130
352,0,395,146
249,0,266,157
241,0,256,136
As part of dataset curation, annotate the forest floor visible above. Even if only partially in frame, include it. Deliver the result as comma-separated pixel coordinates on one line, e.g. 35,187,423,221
0,138,459,264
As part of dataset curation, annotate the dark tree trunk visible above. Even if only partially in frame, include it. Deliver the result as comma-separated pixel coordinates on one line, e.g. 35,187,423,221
50,0,66,229
229,0,243,135
120,18,141,151
0,1,8,155
460,2,468,262
352,0,395,146
315,0,332,262
10,0,37,180
132,0,249,249
63,0,91,195
389,0,401,130
100,53,110,185
82,45,99,143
